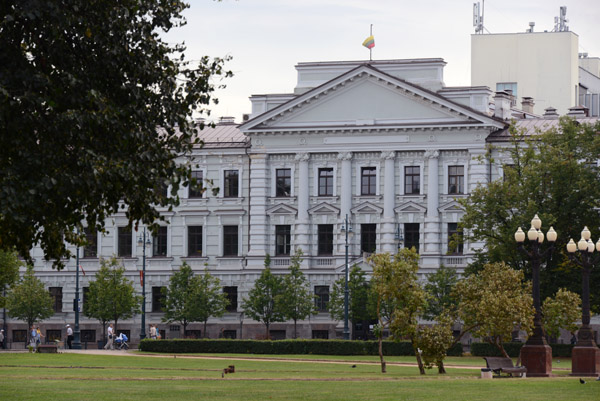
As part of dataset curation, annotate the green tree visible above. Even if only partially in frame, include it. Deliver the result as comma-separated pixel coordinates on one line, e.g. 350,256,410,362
329,265,376,339
459,118,600,309
5,265,53,342
0,250,22,307
453,262,534,358
280,249,316,338
416,312,456,374
542,288,581,338
194,269,229,338
242,256,285,339
84,257,141,337
0,1,231,267
162,263,201,337
423,264,459,320
370,249,428,374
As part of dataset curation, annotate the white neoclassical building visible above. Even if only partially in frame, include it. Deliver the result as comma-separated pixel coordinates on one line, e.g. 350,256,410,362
11,57,593,346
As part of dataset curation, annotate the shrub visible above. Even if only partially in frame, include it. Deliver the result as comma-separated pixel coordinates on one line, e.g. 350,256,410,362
470,342,578,357
139,339,463,356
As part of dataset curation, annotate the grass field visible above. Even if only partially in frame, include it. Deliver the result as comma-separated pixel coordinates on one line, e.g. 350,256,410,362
0,352,595,401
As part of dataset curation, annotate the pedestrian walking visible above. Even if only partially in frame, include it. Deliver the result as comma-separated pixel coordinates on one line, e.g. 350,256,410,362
29,325,37,350
66,324,73,349
149,324,157,340
36,325,45,346
0,329,5,349
104,323,114,350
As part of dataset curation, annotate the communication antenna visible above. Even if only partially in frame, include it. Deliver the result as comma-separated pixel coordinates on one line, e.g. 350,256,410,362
473,1,484,34
553,6,569,32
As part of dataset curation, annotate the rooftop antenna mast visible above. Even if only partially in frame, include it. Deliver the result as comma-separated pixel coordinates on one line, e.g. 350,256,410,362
473,1,484,34
553,6,569,32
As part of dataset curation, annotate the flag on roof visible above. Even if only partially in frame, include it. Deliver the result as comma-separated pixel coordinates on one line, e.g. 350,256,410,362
362,35,375,49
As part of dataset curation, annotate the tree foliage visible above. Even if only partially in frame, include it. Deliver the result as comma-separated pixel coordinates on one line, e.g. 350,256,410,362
542,288,581,338
0,1,231,267
84,257,141,336
416,312,456,374
329,265,376,337
163,263,207,336
459,118,600,310
0,250,22,307
423,264,459,320
279,249,316,338
5,265,54,335
194,268,229,338
370,249,428,374
242,256,285,339
453,262,534,358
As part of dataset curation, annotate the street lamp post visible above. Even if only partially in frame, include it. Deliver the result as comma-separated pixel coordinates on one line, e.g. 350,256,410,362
341,214,352,340
138,228,151,340
72,238,82,350
514,214,557,377
566,227,600,376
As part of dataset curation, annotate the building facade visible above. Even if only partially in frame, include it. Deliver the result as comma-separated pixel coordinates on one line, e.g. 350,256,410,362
8,57,596,347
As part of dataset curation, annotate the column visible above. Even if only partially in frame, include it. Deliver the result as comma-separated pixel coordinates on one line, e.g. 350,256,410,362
295,153,310,256
247,153,268,257
381,151,396,253
423,150,441,265
337,152,353,256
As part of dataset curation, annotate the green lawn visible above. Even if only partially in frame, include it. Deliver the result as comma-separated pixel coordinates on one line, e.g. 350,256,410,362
0,353,593,401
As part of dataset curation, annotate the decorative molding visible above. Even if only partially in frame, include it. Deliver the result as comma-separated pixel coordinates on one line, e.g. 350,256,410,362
308,202,340,215
351,202,383,215
381,151,396,160
337,152,353,161
266,204,298,216
424,150,440,159
294,152,310,162
395,201,427,214
438,200,465,213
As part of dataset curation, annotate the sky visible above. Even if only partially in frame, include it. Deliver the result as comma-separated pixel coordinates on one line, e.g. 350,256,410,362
165,0,600,122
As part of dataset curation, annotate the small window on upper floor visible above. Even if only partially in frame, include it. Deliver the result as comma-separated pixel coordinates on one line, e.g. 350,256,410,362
275,168,291,197
448,166,464,195
404,166,420,195
117,226,132,257
189,170,204,198
448,223,464,255
153,226,168,257
361,167,376,195
224,170,239,198
83,227,97,258
318,168,334,196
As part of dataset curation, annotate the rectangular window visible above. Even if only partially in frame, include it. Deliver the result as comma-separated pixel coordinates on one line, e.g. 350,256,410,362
224,170,239,198
83,227,97,258
404,223,420,253
314,286,330,312
360,224,377,253
49,287,62,313
275,168,291,197
117,226,132,257
187,226,203,257
189,170,204,198
153,226,168,257
275,225,291,256
152,286,166,312
361,167,377,195
317,224,334,255
46,330,61,342
223,225,239,256
12,330,27,342
224,286,238,312
448,223,464,255
269,330,286,340
81,330,96,343
448,166,464,194
185,330,202,339
318,168,334,196
82,287,89,313
404,166,420,195
312,330,329,339
222,330,237,339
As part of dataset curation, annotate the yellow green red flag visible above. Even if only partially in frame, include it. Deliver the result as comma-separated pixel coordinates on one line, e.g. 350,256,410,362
362,35,375,49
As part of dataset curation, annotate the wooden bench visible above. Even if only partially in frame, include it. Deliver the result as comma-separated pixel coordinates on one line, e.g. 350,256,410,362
483,357,527,377
38,344,58,353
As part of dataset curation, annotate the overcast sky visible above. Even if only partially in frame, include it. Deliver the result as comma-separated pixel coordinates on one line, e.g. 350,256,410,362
166,0,600,122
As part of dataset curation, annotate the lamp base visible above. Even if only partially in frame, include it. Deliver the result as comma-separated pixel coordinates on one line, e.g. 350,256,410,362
571,346,600,376
520,344,552,377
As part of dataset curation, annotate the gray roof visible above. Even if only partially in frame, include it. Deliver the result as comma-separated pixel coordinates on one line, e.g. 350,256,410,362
193,123,248,148
486,117,599,142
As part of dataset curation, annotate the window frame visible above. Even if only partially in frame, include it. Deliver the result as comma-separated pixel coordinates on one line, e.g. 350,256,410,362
448,165,465,195
224,286,238,312
83,227,97,258
404,223,420,253
275,225,291,256
360,223,377,254
187,226,203,257
275,168,292,197
152,286,166,312
152,226,168,257
318,168,334,196
49,287,62,313
117,226,132,257
448,222,464,255
360,167,377,196
223,225,239,257
314,285,330,312
317,224,334,256
223,169,239,198
188,170,204,199
404,166,421,195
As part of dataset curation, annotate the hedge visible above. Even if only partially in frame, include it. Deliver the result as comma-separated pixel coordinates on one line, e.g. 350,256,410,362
470,342,584,358
139,338,463,356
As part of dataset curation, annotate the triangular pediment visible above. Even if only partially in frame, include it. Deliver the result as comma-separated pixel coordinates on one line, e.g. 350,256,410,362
395,202,427,214
351,202,383,215
266,204,297,215
438,200,464,213
241,64,505,132
308,202,340,215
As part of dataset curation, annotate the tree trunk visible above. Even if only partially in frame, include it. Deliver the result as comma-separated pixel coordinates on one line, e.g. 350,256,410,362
265,321,270,340
438,360,446,374
183,321,187,338
293,319,297,339
490,337,510,358
114,319,118,335
102,322,107,342
412,339,426,375
378,332,386,373
203,320,208,338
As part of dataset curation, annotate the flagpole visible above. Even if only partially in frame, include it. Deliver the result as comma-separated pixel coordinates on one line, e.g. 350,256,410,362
369,24,373,61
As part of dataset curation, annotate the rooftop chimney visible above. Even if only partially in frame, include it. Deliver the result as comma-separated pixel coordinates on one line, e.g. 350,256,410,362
521,97,535,114
543,107,559,119
494,91,512,120
218,116,236,125
567,106,587,117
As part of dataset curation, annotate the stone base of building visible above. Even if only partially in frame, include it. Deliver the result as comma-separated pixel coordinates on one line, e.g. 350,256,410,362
520,344,552,377
571,346,600,376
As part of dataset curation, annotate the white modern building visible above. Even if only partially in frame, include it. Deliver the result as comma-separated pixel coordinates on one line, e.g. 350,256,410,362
5,57,597,347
